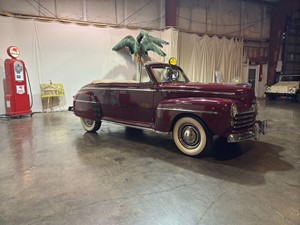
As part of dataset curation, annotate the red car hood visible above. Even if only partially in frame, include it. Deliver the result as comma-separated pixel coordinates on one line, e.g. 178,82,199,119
160,82,255,104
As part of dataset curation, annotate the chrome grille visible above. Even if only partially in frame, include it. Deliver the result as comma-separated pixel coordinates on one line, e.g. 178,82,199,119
232,109,257,131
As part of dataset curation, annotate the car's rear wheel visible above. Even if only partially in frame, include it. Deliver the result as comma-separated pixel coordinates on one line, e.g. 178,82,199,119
81,118,101,132
173,117,212,157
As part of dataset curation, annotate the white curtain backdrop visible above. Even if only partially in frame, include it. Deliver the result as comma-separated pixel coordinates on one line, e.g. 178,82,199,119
0,16,177,114
178,32,243,83
0,16,243,114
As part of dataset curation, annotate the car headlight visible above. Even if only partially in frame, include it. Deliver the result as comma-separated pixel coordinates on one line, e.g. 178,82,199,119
265,86,271,92
288,88,296,93
231,103,238,118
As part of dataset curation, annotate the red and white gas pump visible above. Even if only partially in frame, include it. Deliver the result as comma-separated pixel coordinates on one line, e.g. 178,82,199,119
4,46,32,116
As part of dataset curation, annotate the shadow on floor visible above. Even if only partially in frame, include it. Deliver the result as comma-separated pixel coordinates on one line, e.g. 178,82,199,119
74,125,293,186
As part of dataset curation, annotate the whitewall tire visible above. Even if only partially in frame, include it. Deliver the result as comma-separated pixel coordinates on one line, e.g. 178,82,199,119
80,118,101,132
173,117,212,157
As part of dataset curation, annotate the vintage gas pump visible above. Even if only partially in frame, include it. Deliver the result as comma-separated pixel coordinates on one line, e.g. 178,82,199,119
4,46,32,116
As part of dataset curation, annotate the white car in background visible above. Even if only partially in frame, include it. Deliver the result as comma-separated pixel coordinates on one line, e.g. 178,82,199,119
265,74,300,102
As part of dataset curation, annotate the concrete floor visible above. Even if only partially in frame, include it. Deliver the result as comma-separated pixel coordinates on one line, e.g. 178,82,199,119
0,99,299,225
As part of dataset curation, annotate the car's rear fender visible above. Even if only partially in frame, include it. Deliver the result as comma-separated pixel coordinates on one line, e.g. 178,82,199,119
73,91,101,121
154,97,234,135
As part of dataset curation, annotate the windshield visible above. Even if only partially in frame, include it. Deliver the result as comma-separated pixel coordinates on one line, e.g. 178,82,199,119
280,75,300,82
150,65,189,83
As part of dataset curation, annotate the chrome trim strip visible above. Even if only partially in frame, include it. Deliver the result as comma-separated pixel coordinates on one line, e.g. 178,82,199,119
110,88,154,92
82,87,154,92
101,120,169,135
74,99,98,104
233,122,255,129
157,107,219,115
82,87,107,91
235,114,255,120
237,108,256,115
161,89,236,96
234,118,255,125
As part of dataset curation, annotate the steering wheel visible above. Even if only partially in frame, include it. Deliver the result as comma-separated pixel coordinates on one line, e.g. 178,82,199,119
164,69,179,81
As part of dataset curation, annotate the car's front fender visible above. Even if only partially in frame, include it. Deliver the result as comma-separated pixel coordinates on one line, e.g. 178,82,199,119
154,97,234,135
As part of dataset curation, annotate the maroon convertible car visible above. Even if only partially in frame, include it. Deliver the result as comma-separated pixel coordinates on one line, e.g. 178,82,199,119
73,62,267,157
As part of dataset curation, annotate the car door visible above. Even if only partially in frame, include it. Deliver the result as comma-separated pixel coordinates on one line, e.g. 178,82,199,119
110,67,156,128
126,66,156,126
124,82,155,126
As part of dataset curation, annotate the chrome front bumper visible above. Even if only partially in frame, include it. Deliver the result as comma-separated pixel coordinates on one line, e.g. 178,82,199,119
227,120,267,143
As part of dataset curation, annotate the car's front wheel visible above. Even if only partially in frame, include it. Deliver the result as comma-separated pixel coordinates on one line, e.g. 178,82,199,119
173,117,212,157
81,118,101,132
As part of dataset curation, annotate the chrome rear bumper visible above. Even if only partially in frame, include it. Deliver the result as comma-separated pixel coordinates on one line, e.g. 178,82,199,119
227,120,267,143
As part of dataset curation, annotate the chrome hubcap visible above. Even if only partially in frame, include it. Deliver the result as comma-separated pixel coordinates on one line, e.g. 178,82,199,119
179,123,200,149
84,119,94,127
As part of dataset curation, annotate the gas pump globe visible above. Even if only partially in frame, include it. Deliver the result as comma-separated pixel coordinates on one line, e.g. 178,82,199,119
4,46,32,116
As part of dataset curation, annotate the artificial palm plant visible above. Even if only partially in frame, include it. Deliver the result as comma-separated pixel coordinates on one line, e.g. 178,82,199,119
112,30,169,66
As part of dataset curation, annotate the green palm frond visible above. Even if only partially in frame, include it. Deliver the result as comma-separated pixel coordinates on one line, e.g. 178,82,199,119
136,30,148,43
112,35,135,54
141,38,167,57
112,30,169,60
146,35,169,48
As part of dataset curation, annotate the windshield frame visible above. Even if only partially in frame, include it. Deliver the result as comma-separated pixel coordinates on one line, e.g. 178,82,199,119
148,64,190,84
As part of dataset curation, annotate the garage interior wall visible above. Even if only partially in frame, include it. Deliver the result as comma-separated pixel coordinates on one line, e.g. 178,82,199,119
0,0,274,114
0,15,248,114
0,16,179,114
